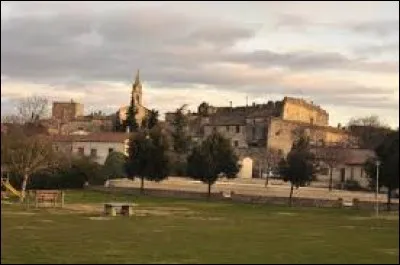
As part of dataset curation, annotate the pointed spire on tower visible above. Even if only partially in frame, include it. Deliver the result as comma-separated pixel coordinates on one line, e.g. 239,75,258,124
133,69,140,87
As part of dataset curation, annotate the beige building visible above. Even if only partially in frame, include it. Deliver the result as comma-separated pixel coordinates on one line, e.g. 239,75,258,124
118,71,150,127
52,100,84,122
52,132,131,164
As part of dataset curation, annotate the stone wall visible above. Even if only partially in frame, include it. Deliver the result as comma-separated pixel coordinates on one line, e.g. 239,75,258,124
267,118,351,156
60,118,113,135
52,102,84,121
204,124,248,148
281,97,328,126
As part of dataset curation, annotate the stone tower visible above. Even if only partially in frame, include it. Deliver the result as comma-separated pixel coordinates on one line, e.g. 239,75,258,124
132,70,142,107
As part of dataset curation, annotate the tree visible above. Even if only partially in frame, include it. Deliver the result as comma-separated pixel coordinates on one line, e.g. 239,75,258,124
171,104,191,153
187,132,240,198
141,109,159,131
347,115,393,149
17,96,49,124
364,130,399,210
125,92,139,132
278,135,317,206
1,132,61,201
102,152,128,181
264,148,283,187
314,145,349,191
126,127,170,194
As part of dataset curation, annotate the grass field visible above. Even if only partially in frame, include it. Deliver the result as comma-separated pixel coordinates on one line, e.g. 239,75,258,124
1,190,399,264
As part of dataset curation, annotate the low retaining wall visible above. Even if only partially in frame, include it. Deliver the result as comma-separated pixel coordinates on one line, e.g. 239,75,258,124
87,186,399,211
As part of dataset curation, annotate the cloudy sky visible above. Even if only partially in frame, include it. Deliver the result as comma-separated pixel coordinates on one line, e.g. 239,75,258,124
1,1,399,127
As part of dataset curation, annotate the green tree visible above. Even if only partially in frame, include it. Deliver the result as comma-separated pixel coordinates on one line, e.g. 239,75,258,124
172,104,191,153
102,152,128,180
278,135,317,206
141,109,159,131
364,130,399,210
126,127,170,194
125,92,139,132
187,132,240,198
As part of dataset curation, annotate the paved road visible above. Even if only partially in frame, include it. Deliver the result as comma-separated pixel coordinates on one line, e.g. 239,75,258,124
109,177,398,203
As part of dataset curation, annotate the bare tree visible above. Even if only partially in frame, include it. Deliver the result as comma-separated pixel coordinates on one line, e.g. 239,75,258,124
1,132,61,201
17,96,49,123
1,114,24,124
314,144,349,191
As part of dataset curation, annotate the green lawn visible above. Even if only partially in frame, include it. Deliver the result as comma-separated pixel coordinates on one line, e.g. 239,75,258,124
1,190,398,264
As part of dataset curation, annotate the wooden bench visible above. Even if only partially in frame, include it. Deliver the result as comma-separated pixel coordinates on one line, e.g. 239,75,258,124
34,190,64,208
104,203,135,217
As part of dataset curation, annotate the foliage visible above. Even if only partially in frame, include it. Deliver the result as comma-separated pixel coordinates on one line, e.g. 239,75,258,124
278,135,317,205
102,151,128,180
171,104,191,153
126,127,170,193
125,92,139,132
187,132,240,197
347,115,393,149
364,130,399,210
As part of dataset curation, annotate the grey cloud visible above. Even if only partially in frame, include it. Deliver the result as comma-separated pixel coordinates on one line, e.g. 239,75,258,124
275,14,399,37
1,2,398,116
355,42,399,56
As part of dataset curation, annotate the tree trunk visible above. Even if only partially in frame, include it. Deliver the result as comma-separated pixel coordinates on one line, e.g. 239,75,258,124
20,173,29,202
207,182,211,199
265,172,269,187
387,187,392,211
328,167,333,191
140,176,144,194
289,183,294,206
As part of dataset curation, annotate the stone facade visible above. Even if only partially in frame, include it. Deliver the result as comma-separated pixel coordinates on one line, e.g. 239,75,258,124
165,96,357,179
52,101,84,122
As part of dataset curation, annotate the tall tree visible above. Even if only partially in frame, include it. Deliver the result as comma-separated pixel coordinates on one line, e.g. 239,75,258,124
1,132,61,201
102,151,128,180
125,91,139,132
278,135,317,206
171,104,191,153
364,130,399,210
126,127,170,194
187,132,240,198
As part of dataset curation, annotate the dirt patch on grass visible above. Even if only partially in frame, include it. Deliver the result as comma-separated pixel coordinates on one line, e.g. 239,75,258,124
2,211,36,216
349,215,399,221
275,212,298,216
88,217,113,221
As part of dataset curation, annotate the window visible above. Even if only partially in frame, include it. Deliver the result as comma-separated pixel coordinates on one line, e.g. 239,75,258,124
54,145,59,151
78,147,84,156
236,126,240,133
234,140,239,147
212,127,217,133
226,126,229,132
108,148,114,154
90,148,97,157
310,118,314,125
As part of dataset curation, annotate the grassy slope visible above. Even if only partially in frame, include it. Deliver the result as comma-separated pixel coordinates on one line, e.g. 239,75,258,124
1,190,398,264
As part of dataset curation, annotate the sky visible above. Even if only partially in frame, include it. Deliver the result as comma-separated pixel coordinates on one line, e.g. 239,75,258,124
1,1,399,127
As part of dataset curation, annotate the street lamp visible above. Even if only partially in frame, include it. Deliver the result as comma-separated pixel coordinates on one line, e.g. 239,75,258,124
375,160,380,217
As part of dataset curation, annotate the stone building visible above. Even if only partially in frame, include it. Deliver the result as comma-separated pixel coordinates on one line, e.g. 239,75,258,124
165,96,357,178
52,100,84,122
117,70,150,127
